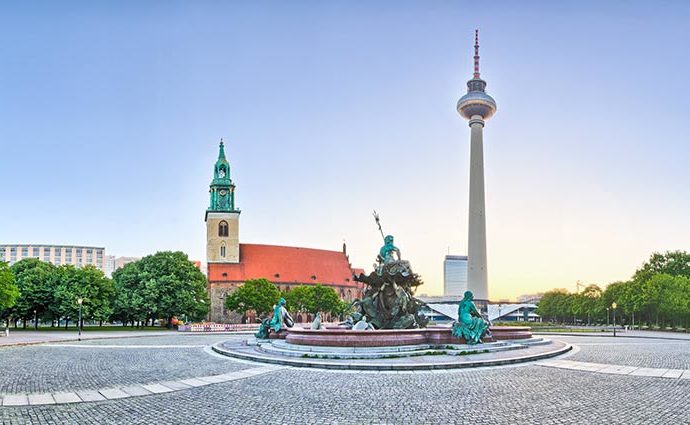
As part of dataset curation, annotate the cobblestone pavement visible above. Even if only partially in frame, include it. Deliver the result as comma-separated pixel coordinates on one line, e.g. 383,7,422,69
558,335,690,369
2,334,690,424
0,334,250,393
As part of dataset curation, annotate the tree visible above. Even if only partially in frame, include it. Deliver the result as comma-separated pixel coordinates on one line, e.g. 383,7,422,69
283,285,312,314
112,262,150,326
536,289,574,323
225,278,279,318
10,259,56,328
112,251,209,327
308,284,345,315
53,265,115,328
0,262,20,326
283,284,345,316
633,251,690,283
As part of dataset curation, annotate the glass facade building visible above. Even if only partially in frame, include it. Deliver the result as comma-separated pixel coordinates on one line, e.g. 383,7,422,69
443,255,468,296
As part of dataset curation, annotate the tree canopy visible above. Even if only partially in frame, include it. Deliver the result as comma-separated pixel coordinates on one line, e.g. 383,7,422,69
284,284,345,315
0,262,19,315
112,251,209,325
536,251,690,328
224,278,280,318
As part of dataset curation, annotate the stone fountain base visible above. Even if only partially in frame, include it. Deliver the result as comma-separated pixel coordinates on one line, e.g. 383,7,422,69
212,325,570,371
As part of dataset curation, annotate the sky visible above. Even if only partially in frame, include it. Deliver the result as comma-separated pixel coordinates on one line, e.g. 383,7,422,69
1,1,690,300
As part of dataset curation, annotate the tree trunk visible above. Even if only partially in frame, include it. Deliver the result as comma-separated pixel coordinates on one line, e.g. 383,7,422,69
64,319,69,330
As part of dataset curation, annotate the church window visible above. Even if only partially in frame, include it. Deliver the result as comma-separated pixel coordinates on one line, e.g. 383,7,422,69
220,245,226,257
218,221,229,237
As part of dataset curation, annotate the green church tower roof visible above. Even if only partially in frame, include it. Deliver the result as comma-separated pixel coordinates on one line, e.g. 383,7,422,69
207,139,239,216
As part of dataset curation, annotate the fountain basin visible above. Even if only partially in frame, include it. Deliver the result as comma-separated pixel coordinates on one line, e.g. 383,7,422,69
284,325,531,347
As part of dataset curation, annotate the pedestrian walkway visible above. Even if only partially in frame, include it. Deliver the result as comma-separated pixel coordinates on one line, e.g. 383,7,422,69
0,330,172,347
538,358,690,379
0,365,282,406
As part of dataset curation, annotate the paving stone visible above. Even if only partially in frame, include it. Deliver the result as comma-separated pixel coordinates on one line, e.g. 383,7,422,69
52,392,82,404
28,393,55,405
99,388,130,400
158,380,192,390
661,369,684,378
141,383,174,394
178,378,210,387
2,394,28,406
75,390,106,402
120,385,152,397
630,367,668,377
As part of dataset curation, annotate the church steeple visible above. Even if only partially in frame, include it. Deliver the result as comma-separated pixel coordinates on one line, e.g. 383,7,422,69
206,139,241,265
208,139,239,214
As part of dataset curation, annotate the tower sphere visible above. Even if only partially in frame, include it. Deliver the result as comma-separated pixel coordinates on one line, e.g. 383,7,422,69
457,88,497,121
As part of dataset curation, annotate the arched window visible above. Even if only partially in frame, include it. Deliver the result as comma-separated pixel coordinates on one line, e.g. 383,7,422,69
218,221,229,237
220,243,226,258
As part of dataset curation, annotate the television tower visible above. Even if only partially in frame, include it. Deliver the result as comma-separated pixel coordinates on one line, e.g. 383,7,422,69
456,30,497,301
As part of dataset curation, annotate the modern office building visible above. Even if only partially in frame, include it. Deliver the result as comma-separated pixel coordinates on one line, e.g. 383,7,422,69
443,255,468,296
456,30,497,301
0,244,106,271
104,255,142,277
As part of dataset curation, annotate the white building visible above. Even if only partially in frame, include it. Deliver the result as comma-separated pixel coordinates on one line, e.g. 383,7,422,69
444,255,468,296
0,244,105,272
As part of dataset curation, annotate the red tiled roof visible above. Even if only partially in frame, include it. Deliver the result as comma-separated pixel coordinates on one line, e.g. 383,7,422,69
208,243,361,287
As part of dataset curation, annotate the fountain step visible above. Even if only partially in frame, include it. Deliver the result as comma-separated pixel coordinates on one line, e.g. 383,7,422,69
268,339,511,354
257,340,529,360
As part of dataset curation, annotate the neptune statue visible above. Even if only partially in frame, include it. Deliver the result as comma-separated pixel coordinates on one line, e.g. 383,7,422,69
452,291,490,344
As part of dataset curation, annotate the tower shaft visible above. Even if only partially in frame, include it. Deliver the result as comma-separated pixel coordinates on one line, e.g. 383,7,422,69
467,117,488,300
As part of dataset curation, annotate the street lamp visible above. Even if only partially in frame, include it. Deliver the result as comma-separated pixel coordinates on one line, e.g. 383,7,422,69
33,309,38,330
611,302,617,337
77,298,83,341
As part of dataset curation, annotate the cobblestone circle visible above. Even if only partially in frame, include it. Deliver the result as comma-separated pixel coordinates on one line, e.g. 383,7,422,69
2,333,689,424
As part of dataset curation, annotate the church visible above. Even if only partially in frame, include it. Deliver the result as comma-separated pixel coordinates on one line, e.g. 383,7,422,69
205,141,364,323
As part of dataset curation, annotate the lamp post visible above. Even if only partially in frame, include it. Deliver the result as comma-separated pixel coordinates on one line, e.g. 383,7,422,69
33,309,37,330
77,298,83,341
612,302,617,337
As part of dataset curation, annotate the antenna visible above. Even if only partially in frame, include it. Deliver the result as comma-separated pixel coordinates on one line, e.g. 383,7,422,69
473,29,481,79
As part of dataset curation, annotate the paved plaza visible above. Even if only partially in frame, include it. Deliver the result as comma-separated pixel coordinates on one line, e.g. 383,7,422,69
1,332,690,424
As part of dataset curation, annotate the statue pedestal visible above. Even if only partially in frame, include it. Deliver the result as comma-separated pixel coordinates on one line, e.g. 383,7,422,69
268,329,289,340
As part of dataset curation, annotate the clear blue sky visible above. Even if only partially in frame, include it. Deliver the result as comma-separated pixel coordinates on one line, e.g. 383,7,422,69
2,1,689,299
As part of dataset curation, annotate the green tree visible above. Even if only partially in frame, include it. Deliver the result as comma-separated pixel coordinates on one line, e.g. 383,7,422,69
283,285,312,314
112,251,209,327
112,262,150,326
633,251,690,283
53,265,115,328
225,278,280,318
283,284,345,316
10,259,56,329
0,262,20,327
309,284,345,315
536,289,574,323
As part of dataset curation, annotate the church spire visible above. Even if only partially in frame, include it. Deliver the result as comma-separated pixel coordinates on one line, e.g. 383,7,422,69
208,139,238,214
218,138,227,161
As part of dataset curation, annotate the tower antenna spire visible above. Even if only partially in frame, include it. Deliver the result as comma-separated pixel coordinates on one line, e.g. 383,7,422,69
473,29,480,79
